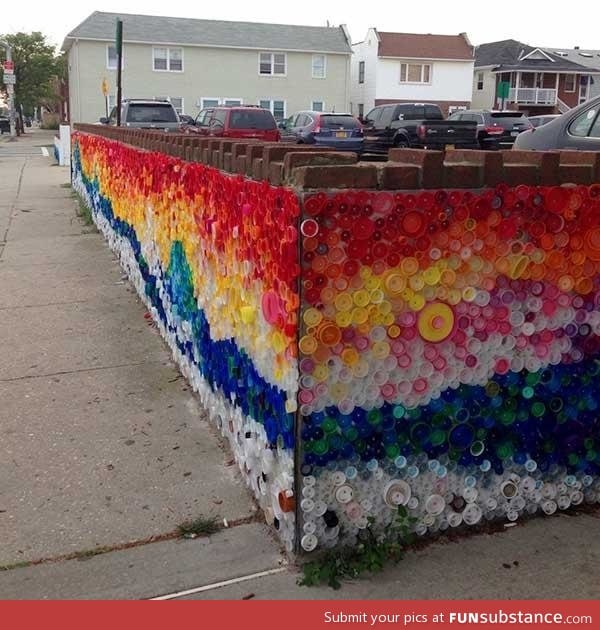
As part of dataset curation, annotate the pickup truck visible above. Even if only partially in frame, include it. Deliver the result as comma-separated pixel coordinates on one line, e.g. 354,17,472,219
360,103,477,154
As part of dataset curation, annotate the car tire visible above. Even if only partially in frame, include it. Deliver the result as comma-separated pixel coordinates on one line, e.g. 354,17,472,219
395,137,409,149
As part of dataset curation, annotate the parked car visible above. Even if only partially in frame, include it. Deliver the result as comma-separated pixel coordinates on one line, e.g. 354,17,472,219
448,109,532,150
182,106,280,141
528,114,561,128
0,116,10,134
178,114,195,125
360,103,477,154
99,99,181,131
513,96,600,150
281,111,363,152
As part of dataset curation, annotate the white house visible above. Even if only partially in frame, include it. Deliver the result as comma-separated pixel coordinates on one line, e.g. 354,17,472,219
63,11,353,124
350,29,475,118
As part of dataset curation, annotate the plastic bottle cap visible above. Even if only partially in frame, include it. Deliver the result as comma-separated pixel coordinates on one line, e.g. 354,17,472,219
301,533,318,552
383,480,411,507
425,494,446,516
335,485,353,504
331,471,346,486
418,303,455,343
462,503,482,525
501,481,518,499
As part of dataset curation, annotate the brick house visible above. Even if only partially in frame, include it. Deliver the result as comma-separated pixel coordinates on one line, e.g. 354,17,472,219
350,29,475,118
472,40,600,115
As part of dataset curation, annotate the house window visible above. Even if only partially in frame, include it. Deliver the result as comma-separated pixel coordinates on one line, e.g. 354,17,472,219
106,45,123,70
358,103,364,118
400,63,432,84
153,47,183,72
358,61,365,84
311,101,324,112
259,52,286,76
224,99,243,106
201,98,220,108
477,72,484,90
259,99,286,121
169,97,184,114
312,55,326,78
564,74,576,92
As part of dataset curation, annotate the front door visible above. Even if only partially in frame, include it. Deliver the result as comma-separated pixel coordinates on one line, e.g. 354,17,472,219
579,76,590,105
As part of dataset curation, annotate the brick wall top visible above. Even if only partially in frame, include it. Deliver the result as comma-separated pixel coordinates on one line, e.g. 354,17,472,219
73,124,600,191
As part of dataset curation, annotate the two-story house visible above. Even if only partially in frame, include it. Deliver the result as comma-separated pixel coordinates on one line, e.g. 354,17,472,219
471,40,600,115
350,29,475,118
62,11,352,124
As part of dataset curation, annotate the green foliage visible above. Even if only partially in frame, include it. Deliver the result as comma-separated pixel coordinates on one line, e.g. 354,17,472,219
0,32,61,115
299,506,416,590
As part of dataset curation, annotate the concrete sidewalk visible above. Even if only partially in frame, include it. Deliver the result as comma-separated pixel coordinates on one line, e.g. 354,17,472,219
0,130,266,570
0,130,599,601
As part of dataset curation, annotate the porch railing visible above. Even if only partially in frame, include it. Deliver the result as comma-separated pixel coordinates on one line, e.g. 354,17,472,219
508,88,557,105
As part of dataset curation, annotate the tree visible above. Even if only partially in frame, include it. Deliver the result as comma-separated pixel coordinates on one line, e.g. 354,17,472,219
0,32,60,117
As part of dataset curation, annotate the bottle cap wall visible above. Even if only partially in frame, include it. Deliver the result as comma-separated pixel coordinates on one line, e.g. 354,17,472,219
72,125,600,556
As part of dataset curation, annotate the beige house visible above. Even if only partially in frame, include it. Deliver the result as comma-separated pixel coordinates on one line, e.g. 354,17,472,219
63,11,353,124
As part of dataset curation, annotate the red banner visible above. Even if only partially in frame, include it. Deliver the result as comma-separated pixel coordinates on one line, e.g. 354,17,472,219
1,600,598,630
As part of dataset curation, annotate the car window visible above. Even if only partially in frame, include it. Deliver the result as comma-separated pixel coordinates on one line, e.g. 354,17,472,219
126,104,178,123
195,109,212,126
108,107,117,125
364,108,382,124
380,106,395,126
319,115,360,129
229,109,277,130
425,105,443,119
211,109,227,126
588,112,600,138
396,105,414,120
448,112,462,121
569,107,598,137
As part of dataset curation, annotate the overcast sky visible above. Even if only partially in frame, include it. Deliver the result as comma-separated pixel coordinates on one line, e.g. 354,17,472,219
3,0,599,51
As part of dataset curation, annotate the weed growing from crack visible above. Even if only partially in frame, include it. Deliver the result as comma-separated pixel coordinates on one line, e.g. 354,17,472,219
298,505,416,590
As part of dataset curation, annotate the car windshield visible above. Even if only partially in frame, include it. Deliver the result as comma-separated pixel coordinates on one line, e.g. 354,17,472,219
228,110,276,130
489,113,528,126
319,115,360,129
126,104,178,123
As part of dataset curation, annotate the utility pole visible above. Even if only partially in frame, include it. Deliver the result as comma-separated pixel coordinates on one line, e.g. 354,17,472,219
0,39,17,139
115,19,123,126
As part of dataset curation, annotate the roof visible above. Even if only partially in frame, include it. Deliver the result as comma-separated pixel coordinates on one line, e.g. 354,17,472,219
544,47,600,69
63,11,352,54
376,32,473,60
475,39,600,73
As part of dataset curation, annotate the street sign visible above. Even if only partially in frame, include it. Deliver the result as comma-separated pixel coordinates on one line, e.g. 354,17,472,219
3,73,16,84
2,60,14,72
101,77,109,96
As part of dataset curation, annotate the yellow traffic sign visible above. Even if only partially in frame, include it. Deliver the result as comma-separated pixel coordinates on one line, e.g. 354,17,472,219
101,77,109,96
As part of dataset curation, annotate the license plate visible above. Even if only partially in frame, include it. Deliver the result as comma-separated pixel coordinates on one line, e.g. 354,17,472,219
511,131,519,136
336,131,347,138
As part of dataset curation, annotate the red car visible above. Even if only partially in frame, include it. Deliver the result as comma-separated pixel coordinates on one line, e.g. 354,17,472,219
183,106,280,141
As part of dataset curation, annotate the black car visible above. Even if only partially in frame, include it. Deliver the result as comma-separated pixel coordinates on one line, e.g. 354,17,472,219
448,109,532,150
360,103,477,154
513,96,600,151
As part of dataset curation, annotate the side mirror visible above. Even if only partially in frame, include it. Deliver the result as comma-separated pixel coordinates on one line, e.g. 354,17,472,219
99,117,109,125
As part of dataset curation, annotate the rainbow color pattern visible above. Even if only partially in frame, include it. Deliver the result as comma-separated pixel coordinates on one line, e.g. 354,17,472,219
72,132,300,550
297,186,600,552
73,130,600,555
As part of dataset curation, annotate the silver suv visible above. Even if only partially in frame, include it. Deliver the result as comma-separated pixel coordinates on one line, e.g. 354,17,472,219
100,99,181,131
